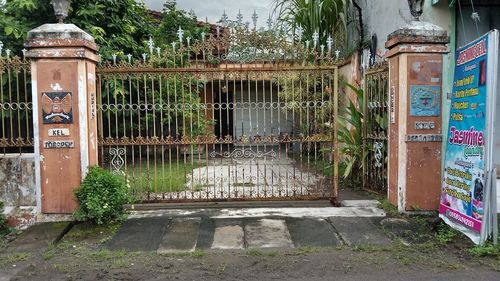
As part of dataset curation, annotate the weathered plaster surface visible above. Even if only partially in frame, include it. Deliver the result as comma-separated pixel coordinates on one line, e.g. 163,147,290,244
0,154,37,228
27,24,94,42
359,0,452,52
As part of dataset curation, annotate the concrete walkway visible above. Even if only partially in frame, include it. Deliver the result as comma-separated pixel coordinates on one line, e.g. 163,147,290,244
176,150,331,199
107,200,391,252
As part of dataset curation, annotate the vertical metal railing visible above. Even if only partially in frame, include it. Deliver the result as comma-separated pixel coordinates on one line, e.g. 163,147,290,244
0,55,33,154
362,63,389,193
96,67,338,202
96,25,341,203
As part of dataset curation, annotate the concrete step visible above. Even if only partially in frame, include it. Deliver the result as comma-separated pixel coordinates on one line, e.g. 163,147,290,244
286,218,340,247
244,219,294,249
106,217,169,251
329,217,392,246
157,217,201,254
211,219,245,250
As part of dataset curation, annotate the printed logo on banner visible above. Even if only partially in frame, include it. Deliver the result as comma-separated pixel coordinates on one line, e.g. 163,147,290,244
41,92,73,124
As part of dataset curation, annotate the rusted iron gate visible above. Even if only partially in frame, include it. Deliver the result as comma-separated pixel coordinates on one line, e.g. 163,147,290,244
0,56,33,154
96,28,340,203
362,63,389,193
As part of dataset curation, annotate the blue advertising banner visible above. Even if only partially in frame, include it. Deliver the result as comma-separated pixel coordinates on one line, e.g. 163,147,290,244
440,31,498,244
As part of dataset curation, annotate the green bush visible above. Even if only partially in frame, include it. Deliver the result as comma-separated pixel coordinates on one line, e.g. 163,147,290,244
0,201,9,236
74,166,131,225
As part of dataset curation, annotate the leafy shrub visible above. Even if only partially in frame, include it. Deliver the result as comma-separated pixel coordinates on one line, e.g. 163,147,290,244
337,83,365,179
469,243,500,257
435,222,457,244
74,166,131,225
0,201,10,236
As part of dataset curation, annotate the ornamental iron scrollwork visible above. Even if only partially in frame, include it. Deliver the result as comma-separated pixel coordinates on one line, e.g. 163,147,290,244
209,148,277,160
109,147,126,172
373,142,384,168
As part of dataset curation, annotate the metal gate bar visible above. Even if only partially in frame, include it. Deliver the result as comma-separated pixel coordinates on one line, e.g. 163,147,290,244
362,63,389,193
96,26,340,203
97,68,338,202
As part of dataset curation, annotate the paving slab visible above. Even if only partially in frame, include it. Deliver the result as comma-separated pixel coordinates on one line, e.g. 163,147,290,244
194,217,215,249
245,219,294,248
328,217,392,246
106,217,169,251
129,206,386,219
5,222,68,253
212,224,244,249
157,217,201,254
341,200,380,208
286,218,340,247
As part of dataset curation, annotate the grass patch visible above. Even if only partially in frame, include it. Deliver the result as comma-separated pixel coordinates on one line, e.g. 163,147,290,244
0,252,32,267
63,222,122,244
158,249,205,258
245,249,277,257
435,222,457,244
378,198,400,217
125,161,202,195
469,243,500,257
295,246,321,254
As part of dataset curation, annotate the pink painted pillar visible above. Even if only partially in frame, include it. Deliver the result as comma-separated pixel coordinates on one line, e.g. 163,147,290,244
25,24,99,213
385,21,449,212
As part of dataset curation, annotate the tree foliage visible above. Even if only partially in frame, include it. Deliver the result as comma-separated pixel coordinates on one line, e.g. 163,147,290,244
0,0,55,52
272,0,350,50
153,0,207,47
0,0,154,58
69,0,153,59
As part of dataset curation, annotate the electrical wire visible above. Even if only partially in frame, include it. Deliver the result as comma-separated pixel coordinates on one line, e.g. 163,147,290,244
470,0,481,37
457,0,468,43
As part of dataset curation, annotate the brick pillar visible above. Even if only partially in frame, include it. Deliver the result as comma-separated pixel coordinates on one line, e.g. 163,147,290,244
385,21,449,212
25,24,99,213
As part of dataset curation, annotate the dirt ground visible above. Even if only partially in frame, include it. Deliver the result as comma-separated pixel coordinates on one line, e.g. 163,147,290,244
1,217,499,281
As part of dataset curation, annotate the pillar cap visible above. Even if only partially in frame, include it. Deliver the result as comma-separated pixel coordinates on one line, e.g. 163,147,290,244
385,21,449,49
27,24,94,42
25,23,98,62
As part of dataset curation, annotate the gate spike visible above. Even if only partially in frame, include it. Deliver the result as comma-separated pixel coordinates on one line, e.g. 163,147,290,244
177,26,184,43
266,17,273,30
221,10,228,26
312,31,319,48
252,10,258,29
327,35,333,52
148,36,154,54
237,10,243,26
296,26,303,39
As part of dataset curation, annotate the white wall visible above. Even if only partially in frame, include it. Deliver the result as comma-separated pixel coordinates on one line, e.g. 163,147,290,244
233,86,293,139
358,0,453,56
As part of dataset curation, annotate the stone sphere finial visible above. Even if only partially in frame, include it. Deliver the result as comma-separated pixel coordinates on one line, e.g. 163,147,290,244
51,0,71,23
408,0,425,21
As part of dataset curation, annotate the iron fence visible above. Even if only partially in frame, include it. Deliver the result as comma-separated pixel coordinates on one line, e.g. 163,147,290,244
0,55,33,154
97,26,340,202
363,63,389,193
